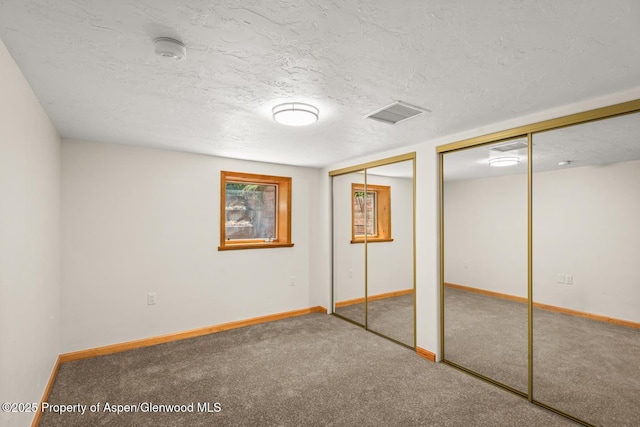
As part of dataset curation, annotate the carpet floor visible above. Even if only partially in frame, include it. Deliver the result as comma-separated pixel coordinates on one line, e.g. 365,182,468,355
334,294,414,346
445,287,640,427
41,313,576,426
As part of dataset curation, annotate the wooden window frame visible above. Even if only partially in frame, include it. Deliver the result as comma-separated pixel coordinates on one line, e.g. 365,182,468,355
219,171,293,251
351,183,393,244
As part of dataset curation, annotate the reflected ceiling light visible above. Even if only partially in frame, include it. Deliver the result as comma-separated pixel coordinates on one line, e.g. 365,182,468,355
488,156,519,167
154,37,186,60
272,103,319,126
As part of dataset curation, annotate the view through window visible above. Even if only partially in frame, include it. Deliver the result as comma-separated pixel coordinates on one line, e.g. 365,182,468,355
225,183,277,241
219,171,293,250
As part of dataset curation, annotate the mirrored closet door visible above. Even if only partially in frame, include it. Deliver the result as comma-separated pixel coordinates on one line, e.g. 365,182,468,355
442,138,529,394
366,160,415,347
439,99,640,426
531,112,640,425
332,169,366,326
331,154,416,349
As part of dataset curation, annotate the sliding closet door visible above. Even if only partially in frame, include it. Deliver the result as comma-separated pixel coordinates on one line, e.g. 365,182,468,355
331,153,416,348
443,138,528,393
366,160,415,347
531,112,640,424
333,170,366,326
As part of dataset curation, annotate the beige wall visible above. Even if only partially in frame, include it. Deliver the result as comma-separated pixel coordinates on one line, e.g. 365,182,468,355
0,39,61,427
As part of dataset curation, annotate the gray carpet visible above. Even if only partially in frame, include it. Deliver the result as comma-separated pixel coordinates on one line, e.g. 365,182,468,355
444,287,529,393
533,305,640,427
40,313,576,426
335,294,414,346
334,300,365,326
445,287,640,426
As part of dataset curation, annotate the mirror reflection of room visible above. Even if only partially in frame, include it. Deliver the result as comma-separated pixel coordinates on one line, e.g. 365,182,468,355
333,170,366,326
365,161,415,347
331,157,416,348
531,112,640,426
443,137,528,393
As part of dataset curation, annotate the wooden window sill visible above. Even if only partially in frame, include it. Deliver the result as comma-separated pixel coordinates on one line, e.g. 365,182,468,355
218,243,295,251
350,238,394,244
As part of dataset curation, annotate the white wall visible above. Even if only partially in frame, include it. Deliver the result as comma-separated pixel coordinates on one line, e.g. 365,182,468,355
444,174,528,297
444,161,640,322
368,174,413,295
324,88,640,360
332,172,365,302
311,169,333,312
333,173,413,302
0,39,61,427
533,160,640,322
325,149,441,357
61,139,322,353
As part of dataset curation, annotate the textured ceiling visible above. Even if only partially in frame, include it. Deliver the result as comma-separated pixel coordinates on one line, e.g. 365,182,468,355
1,0,640,167
444,111,640,181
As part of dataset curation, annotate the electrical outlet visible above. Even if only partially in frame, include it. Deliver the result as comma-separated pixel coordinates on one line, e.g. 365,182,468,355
556,274,565,284
290,276,295,287
147,292,157,305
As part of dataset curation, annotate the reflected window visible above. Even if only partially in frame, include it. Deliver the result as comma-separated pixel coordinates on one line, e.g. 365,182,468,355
351,183,392,243
353,189,377,236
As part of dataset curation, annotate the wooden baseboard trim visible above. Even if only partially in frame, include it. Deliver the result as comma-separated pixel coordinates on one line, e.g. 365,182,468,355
444,282,527,303
532,301,640,329
31,355,61,427
416,346,436,362
445,282,640,330
60,306,327,363
335,288,414,308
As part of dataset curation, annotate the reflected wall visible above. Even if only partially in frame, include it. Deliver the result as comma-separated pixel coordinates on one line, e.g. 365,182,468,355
443,138,528,393
331,155,416,348
531,113,640,426
333,170,365,326
439,100,640,426
367,161,415,347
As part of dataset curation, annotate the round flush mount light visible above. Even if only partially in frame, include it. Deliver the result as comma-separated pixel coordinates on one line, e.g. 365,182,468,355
488,156,519,167
272,102,319,126
154,37,186,60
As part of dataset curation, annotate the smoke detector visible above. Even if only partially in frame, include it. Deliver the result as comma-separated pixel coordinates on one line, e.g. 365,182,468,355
154,37,186,61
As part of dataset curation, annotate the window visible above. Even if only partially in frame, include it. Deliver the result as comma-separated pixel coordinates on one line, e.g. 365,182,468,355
219,171,293,250
351,183,392,243
354,190,377,236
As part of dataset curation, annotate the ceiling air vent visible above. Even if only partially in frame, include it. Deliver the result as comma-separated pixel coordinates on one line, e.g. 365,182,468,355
492,140,528,152
365,101,429,125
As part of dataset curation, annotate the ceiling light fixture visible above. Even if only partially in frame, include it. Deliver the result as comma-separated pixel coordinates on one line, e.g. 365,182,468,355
272,103,319,126
558,160,572,166
154,37,186,60
488,156,519,167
